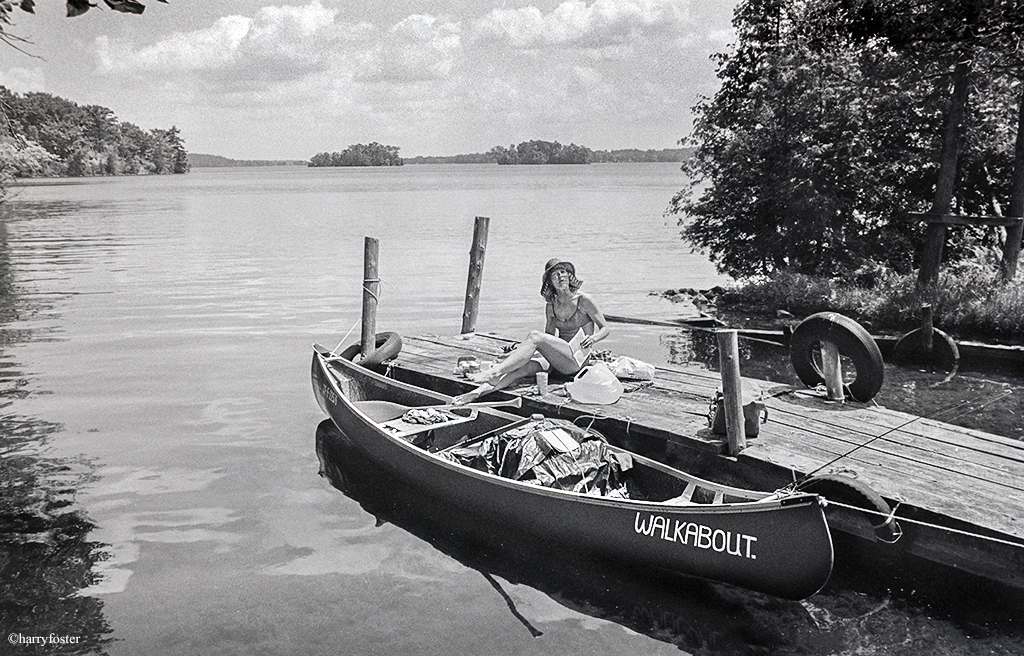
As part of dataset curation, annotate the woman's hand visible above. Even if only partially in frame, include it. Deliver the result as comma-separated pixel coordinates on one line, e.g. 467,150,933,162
581,334,596,349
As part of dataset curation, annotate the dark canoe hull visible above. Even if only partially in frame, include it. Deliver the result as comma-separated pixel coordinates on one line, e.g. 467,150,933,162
312,345,833,600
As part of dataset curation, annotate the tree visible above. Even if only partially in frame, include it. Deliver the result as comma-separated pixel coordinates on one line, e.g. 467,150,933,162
1,87,189,177
670,0,1024,279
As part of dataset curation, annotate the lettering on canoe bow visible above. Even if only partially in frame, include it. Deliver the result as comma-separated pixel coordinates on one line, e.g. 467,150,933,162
318,380,339,406
634,512,758,560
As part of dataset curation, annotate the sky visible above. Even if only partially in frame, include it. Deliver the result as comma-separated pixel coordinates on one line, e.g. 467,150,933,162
0,0,737,160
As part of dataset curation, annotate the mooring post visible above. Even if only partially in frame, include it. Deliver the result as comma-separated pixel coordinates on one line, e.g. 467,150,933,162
921,304,934,354
461,216,490,334
716,330,746,455
361,237,379,359
821,340,845,402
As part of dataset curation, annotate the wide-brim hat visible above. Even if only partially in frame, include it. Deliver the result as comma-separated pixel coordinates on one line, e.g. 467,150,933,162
541,258,576,296
543,258,575,278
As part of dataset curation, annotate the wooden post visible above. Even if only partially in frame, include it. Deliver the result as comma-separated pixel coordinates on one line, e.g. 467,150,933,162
361,237,379,359
920,304,934,354
716,330,746,455
821,340,845,402
461,216,490,334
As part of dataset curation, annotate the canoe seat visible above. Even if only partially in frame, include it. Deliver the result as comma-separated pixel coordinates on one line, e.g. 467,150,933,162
664,481,698,505
354,400,479,441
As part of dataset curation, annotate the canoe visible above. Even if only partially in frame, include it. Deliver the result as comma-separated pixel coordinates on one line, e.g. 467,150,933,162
311,343,834,600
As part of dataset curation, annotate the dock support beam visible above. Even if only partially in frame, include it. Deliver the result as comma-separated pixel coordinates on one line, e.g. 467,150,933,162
461,216,490,334
716,330,746,456
821,341,845,402
361,237,379,359
920,304,934,354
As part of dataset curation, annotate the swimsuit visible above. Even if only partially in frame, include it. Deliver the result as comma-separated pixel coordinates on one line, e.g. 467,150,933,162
551,297,593,339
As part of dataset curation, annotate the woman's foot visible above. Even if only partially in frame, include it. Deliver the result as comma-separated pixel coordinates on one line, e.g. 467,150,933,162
467,369,499,384
452,383,493,406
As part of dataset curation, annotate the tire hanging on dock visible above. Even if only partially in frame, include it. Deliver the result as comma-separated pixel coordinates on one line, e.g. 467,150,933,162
797,473,901,543
789,312,885,402
340,331,403,368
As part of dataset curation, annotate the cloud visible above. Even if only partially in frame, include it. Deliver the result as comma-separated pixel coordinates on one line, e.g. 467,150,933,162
95,0,348,87
355,14,462,83
0,66,46,93
473,0,690,49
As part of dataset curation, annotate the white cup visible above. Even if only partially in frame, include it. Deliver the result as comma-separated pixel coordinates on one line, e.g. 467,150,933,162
536,371,549,395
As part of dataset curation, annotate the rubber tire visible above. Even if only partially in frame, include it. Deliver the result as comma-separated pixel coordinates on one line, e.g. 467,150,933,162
790,312,884,402
891,327,960,371
797,473,900,543
339,331,403,368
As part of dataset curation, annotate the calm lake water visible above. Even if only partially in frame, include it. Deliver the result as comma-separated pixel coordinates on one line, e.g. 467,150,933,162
1,164,1021,655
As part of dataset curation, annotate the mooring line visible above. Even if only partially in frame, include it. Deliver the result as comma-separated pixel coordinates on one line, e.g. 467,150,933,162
824,498,1024,550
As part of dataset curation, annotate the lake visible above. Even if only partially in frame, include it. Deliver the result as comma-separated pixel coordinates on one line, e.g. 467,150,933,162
1,164,1021,655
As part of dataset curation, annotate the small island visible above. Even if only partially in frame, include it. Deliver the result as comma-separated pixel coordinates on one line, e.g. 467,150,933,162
308,143,403,167
489,140,592,165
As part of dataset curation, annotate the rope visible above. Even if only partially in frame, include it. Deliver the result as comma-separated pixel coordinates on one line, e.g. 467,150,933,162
822,498,1024,550
362,278,380,303
331,317,362,356
332,276,392,355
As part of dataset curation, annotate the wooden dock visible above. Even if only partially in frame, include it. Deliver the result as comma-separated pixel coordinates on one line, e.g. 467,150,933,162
383,331,1024,591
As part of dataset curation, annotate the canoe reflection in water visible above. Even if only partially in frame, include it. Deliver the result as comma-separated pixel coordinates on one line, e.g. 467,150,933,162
315,419,805,655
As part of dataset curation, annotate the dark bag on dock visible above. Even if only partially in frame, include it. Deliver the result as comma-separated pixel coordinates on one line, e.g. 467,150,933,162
708,391,767,438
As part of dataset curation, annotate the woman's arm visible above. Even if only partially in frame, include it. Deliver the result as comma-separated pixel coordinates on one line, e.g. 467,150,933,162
544,303,558,336
578,293,610,348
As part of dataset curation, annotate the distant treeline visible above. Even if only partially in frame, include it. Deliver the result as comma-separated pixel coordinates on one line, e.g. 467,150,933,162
0,87,189,178
406,143,694,165
190,154,306,168
309,143,403,167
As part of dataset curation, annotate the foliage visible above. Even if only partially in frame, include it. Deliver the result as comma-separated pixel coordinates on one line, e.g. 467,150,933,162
590,148,692,163
308,143,404,167
670,0,1024,279
489,140,593,165
718,262,1024,344
0,87,189,180
404,147,690,165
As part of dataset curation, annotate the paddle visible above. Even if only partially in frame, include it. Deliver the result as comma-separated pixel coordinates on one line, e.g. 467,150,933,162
438,415,534,453
433,397,522,411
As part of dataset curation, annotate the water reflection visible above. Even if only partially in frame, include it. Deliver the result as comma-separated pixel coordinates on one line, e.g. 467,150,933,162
0,204,112,653
0,427,112,655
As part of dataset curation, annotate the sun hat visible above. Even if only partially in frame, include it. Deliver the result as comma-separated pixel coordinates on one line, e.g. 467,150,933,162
540,258,577,297
543,258,574,278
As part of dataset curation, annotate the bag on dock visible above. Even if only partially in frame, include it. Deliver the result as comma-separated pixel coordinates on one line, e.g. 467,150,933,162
567,362,624,404
609,356,656,380
708,390,767,437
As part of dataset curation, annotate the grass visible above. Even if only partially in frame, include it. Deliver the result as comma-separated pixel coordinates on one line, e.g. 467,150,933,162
715,262,1024,345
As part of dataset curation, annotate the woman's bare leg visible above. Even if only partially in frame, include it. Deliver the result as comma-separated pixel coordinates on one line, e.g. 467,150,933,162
468,330,577,384
453,360,542,405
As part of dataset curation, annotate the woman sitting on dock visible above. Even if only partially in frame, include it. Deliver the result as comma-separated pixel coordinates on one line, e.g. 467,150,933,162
453,258,610,405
